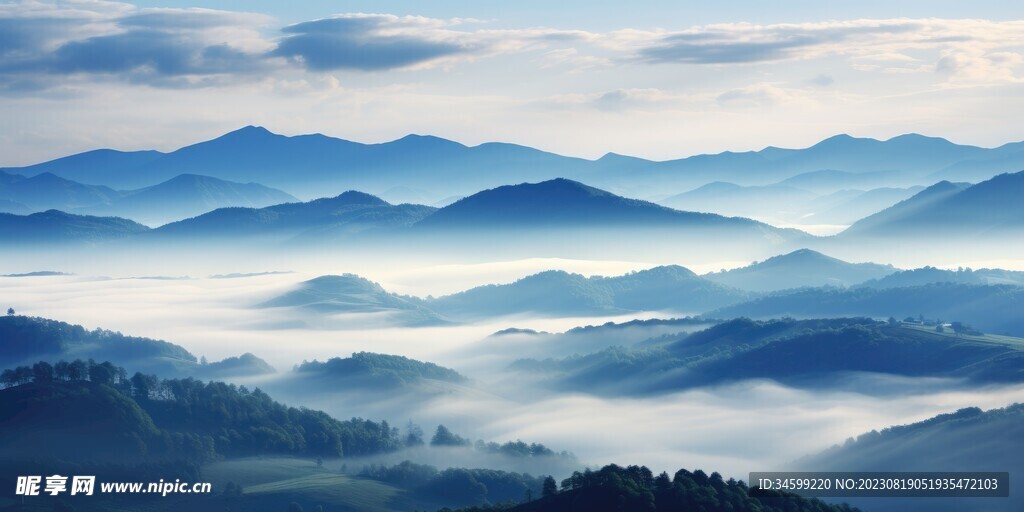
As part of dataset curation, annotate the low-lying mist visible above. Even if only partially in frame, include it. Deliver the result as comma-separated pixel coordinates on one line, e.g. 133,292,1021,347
4,270,1024,482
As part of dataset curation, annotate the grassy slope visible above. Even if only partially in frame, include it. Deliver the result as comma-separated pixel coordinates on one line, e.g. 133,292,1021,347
900,324,1024,348
204,457,415,512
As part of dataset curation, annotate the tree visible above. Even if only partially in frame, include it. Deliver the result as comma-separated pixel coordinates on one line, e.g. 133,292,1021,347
53,361,70,381
405,420,424,446
0,368,16,388
68,360,88,381
131,372,158,400
542,476,558,497
32,361,54,383
6,307,14,316
89,361,115,385
887,317,899,326
431,424,470,447
653,471,672,492
14,366,32,385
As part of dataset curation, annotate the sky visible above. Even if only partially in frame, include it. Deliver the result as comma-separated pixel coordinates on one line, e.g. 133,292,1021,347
2,0,1024,165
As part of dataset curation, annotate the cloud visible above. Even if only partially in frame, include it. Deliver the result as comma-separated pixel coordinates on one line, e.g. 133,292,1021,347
621,19,1024,76
0,5,594,87
936,50,1024,84
628,21,920,65
0,4,272,87
271,14,476,71
591,88,675,111
716,83,796,108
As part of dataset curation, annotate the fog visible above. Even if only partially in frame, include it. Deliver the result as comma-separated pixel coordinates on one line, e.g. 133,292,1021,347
4,268,1024,481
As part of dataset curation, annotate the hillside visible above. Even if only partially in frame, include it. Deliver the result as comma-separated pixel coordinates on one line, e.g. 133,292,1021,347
0,315,274,378
291,352,467,389
486,318,719,360
774,169,898,193
795,404,1024,512
0,209,149,243
450,463,860,512
427,266,748,320
259,274,448,326
658,182,816,220
802,186,924,225
509,319,1024,395
0,368,404,469
82,173,297,226
704,249,895,292
709,282,1024,336
857,266,1024,289
0,171,121,210
414,179,794,235
154,191,436,239
842,172,1024,236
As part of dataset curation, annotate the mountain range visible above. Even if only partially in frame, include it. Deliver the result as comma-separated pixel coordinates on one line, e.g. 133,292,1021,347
0,315,274,378
3,144,1024,246
0,209,149,243
258,266,749,323
81,173,296,225
796,404,1024,512
6,127,1024,201
258,274,447,327
424,265,749,320
703,249,895,292
0,170,296,226
413,178,793,236
153,190,436,240
0,179,793,249
709,282,1024,336
840,171,1024,237
509,318,1024,396
658,179,925,226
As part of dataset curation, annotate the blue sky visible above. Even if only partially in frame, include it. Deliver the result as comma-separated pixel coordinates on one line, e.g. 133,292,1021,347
2,0,1024,164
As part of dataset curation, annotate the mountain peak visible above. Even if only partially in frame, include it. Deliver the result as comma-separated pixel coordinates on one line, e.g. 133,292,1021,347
235,125,272,135
638,264,699,279
330,190,390,206
386,133,466,149
214,125,280,142
809,133,867,149
305,274,386,294
885,133,958,147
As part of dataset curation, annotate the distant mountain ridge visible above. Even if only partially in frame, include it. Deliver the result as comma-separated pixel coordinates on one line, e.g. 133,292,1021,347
425,264,749,319
259,266,748,323
796,403,1024,512
842,171,1024,237
0,210,149,243
415,178,783,230
259,274,447,327
82,173,297,226
704,249,896,292
509,318,1024,396
0,315,274,378
709,282,1024,336
0,170,296,226
154,190,436,239
5,127,1022,200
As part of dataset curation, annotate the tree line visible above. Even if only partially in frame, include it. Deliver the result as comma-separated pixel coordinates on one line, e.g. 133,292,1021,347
0,359,406,461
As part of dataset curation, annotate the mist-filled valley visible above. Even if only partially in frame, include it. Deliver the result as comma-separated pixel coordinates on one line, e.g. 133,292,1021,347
3,123,1024,512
